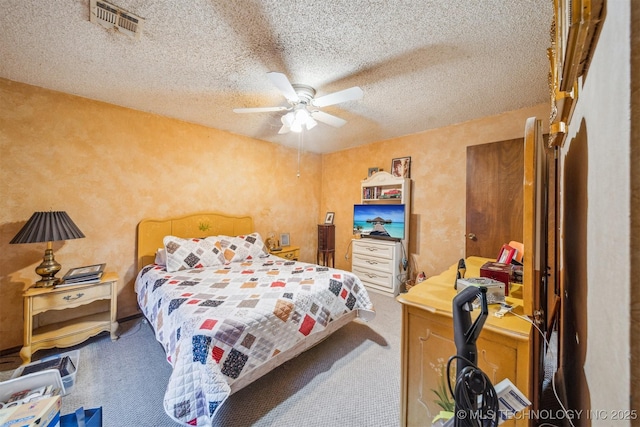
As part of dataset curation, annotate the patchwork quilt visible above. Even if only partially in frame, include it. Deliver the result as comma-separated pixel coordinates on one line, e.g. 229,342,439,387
135,255,375,426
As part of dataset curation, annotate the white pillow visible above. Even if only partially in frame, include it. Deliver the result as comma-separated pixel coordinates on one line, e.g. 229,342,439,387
163,236,226,272
154,248,167,266
215,233,269,262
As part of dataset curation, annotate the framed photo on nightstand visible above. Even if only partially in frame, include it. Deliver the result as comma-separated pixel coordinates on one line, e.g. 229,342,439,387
280,233,290,247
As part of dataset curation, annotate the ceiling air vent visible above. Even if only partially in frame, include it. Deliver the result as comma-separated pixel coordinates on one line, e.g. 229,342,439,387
90,0,144,38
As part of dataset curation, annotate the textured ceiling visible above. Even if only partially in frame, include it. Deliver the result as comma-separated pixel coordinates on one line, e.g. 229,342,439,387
0,0,553,153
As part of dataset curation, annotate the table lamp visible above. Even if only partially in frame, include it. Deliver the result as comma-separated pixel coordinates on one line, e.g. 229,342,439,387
10,211,85,287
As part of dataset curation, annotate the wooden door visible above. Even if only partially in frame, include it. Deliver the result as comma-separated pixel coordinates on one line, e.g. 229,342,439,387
466,139,524,258
523,117,560,413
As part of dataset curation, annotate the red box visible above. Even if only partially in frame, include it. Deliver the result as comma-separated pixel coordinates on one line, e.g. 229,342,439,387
480,262,512,296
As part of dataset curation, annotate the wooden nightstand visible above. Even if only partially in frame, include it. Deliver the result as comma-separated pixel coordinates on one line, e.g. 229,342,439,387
20,272,119,364
270,245,300,261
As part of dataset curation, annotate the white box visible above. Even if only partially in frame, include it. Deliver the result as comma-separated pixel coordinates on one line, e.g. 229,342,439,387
12,350,79,395
0,395,61,427
495,377,531,424
456,277,506,304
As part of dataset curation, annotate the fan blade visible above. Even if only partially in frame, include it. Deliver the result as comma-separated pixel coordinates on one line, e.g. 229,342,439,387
233,106,289,113
310,111,347,128
311,86,363,107
267,72,300,103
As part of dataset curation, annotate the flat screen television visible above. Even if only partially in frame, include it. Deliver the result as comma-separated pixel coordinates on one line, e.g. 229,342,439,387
353,204,405,241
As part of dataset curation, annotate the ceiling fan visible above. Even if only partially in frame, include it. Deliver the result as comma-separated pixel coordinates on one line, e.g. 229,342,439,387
233,72,364,134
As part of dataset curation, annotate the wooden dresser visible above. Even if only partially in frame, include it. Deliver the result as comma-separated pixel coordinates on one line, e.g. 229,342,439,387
396,257,532,426
352,238,402,296
317,224,335,267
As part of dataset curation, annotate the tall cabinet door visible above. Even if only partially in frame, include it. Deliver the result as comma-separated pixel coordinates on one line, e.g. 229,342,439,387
465,138,524,258
523,117,560,413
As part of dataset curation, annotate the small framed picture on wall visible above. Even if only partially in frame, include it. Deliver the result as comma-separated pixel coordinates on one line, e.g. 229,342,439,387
367,167,379,177
392,157,411,178
324,212,335,224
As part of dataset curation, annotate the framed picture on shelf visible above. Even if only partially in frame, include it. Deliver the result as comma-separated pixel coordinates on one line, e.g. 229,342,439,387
367,167,379,177
280,233,290,247
324,212,335,224
392,157,411,178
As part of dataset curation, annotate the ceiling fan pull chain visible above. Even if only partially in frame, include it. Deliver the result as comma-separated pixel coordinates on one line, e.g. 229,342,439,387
297,130,303,178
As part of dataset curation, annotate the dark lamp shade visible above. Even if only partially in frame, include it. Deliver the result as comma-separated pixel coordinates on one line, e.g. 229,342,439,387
10,211,85,244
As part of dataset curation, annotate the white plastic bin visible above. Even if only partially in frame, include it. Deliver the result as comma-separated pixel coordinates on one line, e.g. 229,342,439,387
0,369,65,407
12,350,79,395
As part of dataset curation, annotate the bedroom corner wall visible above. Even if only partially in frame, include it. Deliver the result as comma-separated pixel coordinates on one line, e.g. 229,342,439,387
320,103,550,279
0,79,322,352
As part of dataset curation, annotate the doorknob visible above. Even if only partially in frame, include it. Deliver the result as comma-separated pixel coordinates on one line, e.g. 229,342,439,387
467,233,477,240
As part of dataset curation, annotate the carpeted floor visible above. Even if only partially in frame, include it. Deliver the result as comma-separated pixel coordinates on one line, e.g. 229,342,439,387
0,290,402,427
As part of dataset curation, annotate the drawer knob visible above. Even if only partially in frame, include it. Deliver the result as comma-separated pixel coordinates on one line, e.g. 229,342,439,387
366,260,379,265
63,293,84,301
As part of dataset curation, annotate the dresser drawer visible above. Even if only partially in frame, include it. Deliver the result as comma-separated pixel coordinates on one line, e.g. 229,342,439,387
352,240,395,259
32,282,112,313
352,253,395,273
352,265,395,290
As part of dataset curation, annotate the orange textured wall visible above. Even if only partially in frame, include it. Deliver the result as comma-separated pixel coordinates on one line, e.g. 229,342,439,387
0,79,321,351
321,104,549,283
0,77,548,352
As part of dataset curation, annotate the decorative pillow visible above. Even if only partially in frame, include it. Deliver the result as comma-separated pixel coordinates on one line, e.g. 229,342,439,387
163,236,226,272
214,233,269,262
154,248,167,266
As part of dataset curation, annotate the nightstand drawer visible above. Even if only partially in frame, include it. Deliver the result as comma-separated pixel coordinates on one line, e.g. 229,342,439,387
280,249,299,260
270,245,300,261
32,282,112,313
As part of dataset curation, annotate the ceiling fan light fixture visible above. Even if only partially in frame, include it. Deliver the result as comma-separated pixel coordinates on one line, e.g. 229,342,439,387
305,116,317,131
291,122,303,133
281,112,295,127
233,72,363,135
281,108,316,133
294,108,310,121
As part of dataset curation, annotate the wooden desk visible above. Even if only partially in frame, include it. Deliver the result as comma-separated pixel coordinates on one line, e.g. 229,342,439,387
396,257,532,426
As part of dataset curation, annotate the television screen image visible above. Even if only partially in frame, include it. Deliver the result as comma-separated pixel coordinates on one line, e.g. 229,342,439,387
353,204,405,240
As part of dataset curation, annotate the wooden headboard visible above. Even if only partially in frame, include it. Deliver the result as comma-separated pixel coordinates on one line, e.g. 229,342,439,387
136,212,254,271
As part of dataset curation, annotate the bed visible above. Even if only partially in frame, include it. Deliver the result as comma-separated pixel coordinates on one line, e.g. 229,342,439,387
134,212,375,426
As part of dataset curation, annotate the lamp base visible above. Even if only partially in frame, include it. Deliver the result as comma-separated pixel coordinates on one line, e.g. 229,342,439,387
34,277,61,288
34,247,62,288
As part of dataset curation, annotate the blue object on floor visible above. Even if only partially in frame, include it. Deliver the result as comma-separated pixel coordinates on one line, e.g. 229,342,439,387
60,406,102,427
